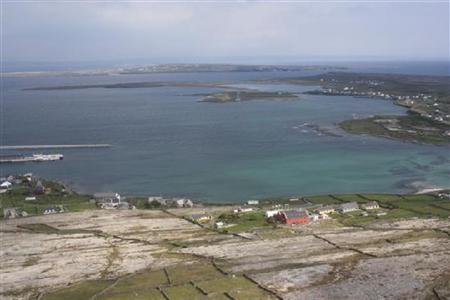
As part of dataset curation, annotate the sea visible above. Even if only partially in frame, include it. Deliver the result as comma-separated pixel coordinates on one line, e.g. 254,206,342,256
1,61,449,202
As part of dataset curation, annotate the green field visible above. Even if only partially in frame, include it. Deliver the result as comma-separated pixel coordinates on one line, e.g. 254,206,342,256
217,211,271,233
334,193,450,226
307,195,342,205
330,194,367,203
359,194,404,202
0,180,95,217
42,263,275,300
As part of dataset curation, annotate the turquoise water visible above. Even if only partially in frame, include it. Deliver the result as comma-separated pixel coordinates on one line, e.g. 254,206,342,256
2,69,449,202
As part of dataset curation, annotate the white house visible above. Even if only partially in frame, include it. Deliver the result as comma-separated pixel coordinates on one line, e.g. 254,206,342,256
234,207,254,213
265,210,280,218
247,200,259,205
0,181,12,189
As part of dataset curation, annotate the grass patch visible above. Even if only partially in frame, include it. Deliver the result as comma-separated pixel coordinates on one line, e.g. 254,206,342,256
196,276,254,294
167,263,225,285
307,195,341,205
111,270,168,292
217,211,270,233
163,284,205,300
331,194,366,203
360,194,404,202
98,289,165,300
228,286,275,299
42,280,113,300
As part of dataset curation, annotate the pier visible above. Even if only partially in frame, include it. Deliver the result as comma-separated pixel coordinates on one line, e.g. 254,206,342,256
0,144,111,150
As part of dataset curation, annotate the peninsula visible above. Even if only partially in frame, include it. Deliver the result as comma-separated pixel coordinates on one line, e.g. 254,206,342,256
276,72,450,144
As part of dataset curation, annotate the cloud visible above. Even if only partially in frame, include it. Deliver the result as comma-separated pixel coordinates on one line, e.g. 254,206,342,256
2,2,449,62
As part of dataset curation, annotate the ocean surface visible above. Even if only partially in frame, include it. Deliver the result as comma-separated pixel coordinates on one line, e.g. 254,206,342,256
2,62,449,202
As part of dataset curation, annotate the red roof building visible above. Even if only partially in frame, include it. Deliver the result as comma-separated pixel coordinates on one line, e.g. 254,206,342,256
277,210,310,225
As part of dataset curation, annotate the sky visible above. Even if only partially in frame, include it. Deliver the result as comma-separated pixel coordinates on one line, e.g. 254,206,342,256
2,1,449,64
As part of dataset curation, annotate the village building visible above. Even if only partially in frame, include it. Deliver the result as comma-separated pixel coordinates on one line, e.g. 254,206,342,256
276,210,310,225
214,221,224,229
265,210,280,218
94,192,121,208
247,200,259,205
339,202,360,213
117,202,132,210
33,181,45,195
43,205,65,215
234,207,254,213
175,198,193,208
0,181,12,189
315,205,336,214
319,213,330,220
148,196,166,205
94,192,121,202
3,208,20,219
361,201,380,210
190,214,211,223
25,196,36,201
309,213,320,222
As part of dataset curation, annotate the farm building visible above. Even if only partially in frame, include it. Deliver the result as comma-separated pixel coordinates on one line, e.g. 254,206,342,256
339,202,359,213
277,210,310,225
191,214,211,223
361,201,380,210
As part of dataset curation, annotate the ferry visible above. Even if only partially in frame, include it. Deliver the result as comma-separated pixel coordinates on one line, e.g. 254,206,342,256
32,154,64,161
0,153,64,163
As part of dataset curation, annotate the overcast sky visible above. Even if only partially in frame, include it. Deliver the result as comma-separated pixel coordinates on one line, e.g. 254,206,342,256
2,1,449,63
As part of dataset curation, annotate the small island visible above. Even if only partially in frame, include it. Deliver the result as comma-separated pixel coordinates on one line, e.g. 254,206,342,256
200,91,299,103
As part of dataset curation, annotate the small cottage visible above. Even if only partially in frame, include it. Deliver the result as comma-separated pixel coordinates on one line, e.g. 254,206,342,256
361,201,379,210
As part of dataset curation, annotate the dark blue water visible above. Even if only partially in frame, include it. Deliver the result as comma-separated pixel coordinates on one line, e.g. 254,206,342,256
2,63,449,202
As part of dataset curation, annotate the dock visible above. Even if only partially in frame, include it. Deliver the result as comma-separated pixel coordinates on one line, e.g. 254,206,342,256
0,144,111,150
